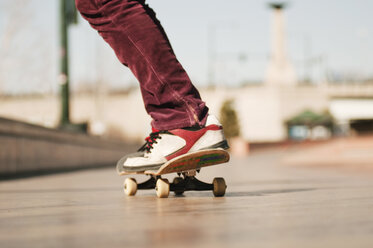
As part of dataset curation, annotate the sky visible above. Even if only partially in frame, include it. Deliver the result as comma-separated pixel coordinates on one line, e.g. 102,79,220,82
0,0,372,94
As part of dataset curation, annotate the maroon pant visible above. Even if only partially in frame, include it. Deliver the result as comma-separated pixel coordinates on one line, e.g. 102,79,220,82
75,0,208,130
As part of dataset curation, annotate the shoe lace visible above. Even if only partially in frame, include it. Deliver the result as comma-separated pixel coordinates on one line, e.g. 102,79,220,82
138,129,162,153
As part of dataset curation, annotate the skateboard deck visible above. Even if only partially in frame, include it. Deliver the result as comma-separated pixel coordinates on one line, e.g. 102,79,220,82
117,149,230,198
117,149,229,176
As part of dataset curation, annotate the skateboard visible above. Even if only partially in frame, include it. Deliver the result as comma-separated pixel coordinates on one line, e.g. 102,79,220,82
117,149,230,198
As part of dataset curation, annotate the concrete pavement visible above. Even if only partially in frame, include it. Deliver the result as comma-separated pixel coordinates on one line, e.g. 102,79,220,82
1,147,373,248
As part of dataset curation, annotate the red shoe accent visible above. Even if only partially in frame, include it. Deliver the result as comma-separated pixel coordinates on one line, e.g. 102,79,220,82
165,125,221,160
144,127,160,147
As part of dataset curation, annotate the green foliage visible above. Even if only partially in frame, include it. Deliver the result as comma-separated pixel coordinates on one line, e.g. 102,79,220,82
220,99,240,139
286,109,334,128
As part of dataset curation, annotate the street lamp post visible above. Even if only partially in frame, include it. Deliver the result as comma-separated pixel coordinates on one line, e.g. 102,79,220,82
59,0,70,125
58,0,87,132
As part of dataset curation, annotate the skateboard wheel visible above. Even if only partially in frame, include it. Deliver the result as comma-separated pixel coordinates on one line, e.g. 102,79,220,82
123,178,137,196
173,177,184,196
156,178,170,198
212,177,226,197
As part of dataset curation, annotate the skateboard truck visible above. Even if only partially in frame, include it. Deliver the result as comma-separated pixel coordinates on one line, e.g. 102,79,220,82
184,170,196,177
123,172,227,198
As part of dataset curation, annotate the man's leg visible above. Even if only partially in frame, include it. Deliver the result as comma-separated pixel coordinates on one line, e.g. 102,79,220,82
75,0,208,130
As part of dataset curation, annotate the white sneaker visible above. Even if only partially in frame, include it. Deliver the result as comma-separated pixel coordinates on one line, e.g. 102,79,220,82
117,115,229,172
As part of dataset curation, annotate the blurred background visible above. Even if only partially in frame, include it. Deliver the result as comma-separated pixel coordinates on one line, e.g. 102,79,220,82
1,0,373,172
2,2,373,247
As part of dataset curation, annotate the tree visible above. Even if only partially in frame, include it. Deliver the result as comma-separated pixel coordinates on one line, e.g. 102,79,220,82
220,99,240,139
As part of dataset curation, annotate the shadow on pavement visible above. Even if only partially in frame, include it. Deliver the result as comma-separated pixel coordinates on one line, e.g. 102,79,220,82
225,188,315,197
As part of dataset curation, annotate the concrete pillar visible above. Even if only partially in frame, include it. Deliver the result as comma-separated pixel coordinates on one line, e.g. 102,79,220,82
266,3,297,86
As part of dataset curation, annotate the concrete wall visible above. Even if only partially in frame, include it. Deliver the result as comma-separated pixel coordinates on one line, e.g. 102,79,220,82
1,84,371,144
0,86,330,143
0,118,139,178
